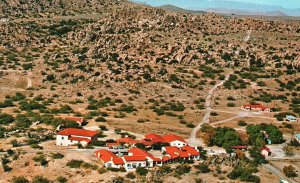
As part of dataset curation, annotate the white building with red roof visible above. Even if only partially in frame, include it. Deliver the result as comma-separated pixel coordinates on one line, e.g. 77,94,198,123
162,146,201,161
56,128,98,146
122,155,147,170
261,147,271,157
128,147,162,167
162,134,187,148
65,117,87,126
241,104,271,112
95,149,124,168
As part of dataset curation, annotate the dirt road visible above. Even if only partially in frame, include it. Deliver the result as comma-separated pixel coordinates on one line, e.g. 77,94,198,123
188,72,233,147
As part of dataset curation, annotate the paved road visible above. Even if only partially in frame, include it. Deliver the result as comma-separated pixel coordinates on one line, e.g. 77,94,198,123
188,72,233,147
262,163,297,183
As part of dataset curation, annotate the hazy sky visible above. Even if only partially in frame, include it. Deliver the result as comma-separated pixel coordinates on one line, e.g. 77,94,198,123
135,0,300,9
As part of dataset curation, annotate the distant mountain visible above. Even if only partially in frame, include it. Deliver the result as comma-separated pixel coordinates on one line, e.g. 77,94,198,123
265,11,287,17
158,4,206,14
206,8,287,17
132,0,300,17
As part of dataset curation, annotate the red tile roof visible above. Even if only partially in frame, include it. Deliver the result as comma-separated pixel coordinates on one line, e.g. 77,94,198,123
116,137,139,145
113,157,125,165
69,137,91,143
163,146,182,158
261,147,270,152
139,140,155,146
123,155,146,162
57,128,98,137
163,134,187,143
231,146,247,149
145,133,164,142
66,117,85,123
242,104,269,110
106,143,119,148
162,156,171,162
128,148,161,162
181,146,200,156
95,149,124,165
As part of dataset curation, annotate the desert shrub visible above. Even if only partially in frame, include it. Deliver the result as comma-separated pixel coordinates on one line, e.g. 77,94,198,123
99,125,108,131
283,165,298,177
116,104,137,113
111,176,124,183
11,140,21,147
95,117,106,122
194,163,211,173
33,155,48,166
174,164,191,176
3,164,12,172
0,99,14,108
126,172,136,179
51,153,64,159
32,176,51,183
0,113,14,124
186,123,195,128
227,102,236,107
81,162,98,170
211,112,219,116
56,176,67,183
238,120,247,126
10,93,26,101
136,167,148,176
290,139,300,147
15,114,32,128
156,165,173,175
228,166,260,183
11,176,30,183
66,160,84,168
227,96,236,101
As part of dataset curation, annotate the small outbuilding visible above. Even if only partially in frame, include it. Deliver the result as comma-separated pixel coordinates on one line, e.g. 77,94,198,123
286,115,298,122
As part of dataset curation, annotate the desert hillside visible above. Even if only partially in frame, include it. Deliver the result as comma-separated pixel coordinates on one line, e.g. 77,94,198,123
0,0,299,183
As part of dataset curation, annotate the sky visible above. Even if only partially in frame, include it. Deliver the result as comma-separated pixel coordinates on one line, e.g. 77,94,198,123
134,0,300,9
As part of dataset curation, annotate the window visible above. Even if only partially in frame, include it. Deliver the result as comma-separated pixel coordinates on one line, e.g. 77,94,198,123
138,163,141,167
62,137,64,140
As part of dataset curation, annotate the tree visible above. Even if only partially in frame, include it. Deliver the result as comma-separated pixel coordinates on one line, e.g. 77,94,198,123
210,127,242,151
249,146,267,164
283,165,298,177
265,124,283,144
